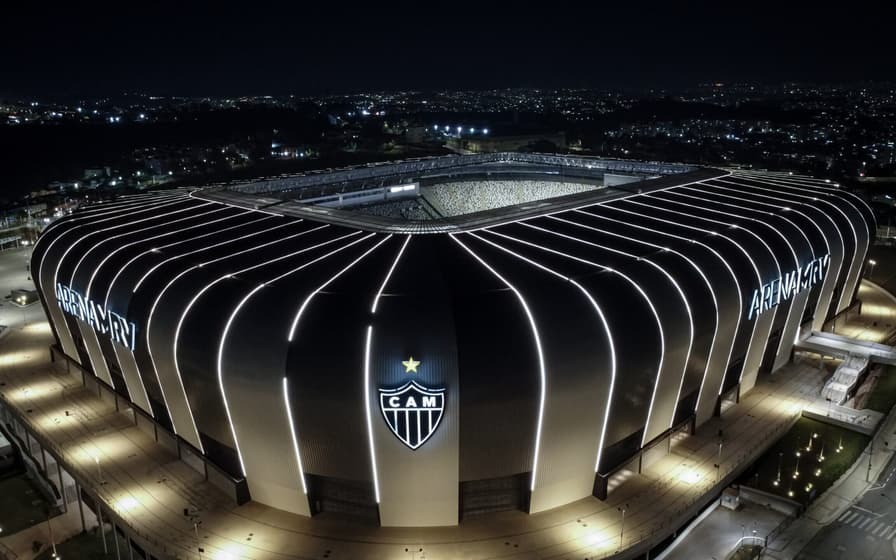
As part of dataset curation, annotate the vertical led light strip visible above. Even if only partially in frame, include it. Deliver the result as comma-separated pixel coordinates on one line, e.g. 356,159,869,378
462,231,617,474
371,235,412,314
721,174,859,313
512,222,694,433
546,213,721,423
214,232,377,480
363,325,381,503
679,183,818,360
707,178,839,329
361,235,412,506
216,284,266,476
475,228,665,449
282,377,307,494
596,203,758,398
286,235,393,341
450,234,547,492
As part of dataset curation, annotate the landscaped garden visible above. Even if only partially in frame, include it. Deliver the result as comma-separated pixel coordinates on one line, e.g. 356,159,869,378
741,416,869,505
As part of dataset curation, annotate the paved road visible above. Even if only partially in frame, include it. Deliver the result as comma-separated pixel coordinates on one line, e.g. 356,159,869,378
797,450,896,560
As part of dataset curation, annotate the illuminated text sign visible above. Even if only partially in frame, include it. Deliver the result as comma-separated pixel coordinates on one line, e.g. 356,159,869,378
55,283,137,350
747,254,830,320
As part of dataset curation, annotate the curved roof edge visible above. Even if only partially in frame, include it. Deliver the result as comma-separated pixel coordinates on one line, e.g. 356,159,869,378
193,165,725,234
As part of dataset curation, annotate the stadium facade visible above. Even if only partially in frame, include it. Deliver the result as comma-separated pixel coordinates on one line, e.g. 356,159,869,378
31,153,873,527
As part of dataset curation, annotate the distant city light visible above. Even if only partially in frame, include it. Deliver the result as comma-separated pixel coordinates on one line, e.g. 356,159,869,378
483,128,489,134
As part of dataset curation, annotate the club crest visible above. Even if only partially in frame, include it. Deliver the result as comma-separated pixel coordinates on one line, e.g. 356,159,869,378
379,380,445,450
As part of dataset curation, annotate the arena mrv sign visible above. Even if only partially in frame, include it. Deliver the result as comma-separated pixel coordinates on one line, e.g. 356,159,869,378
55,283,137,350
747,254,830,320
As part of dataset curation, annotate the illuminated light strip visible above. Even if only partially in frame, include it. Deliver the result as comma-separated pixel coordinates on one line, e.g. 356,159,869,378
466,226,663,450
681,182,821,354
656,191,795,322
146,223,328,446
60,198,202,302
45,196,190,372
509,221,695,433
101,208,254,307
287,235,393,341
76,203,217,297
462,231,617,473
217,284,264,475
35,192,185,255
132,217,292,293
34,193,185,250
42,196,188,308
276,233,389,500
282,377,307,494
72,202,218,399
168,227,353,449
214,232,377,477
689,183,822,259
722,174,862,313
88,209,243,407
546,213,721,420
450,234,547,492
628,195,781,388
643,193,784,280
486,222,672,438
86,204,226,299
137,218,312,434
573,206,740,410
362,235,411,506
707,178,843,323
370,235,412,314
598,201,763,394
733,171,874,276
363,325,381,503
733,170,872,219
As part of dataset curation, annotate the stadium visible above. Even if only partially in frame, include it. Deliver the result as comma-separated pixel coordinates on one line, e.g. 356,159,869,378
30,152,873,528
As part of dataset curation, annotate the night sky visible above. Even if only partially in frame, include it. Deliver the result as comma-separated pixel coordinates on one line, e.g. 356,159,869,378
2,1,893,97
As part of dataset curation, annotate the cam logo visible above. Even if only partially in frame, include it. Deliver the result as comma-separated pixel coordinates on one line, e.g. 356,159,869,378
379,357,445,450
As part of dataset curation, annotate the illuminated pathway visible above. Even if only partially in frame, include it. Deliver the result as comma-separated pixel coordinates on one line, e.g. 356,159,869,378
0,246,892,560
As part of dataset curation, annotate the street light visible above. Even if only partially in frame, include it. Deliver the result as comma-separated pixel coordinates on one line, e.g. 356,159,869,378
94,456,106,486
617,503,629,548
46,511,58,558
868,259,877,279
775,451,783,486
16,296,26,327
193,519,203,560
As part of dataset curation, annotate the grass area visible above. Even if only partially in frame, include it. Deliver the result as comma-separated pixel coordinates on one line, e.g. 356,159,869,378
0,471,60,534
741,416,868,506
865,366,896,413
34,526,128,560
